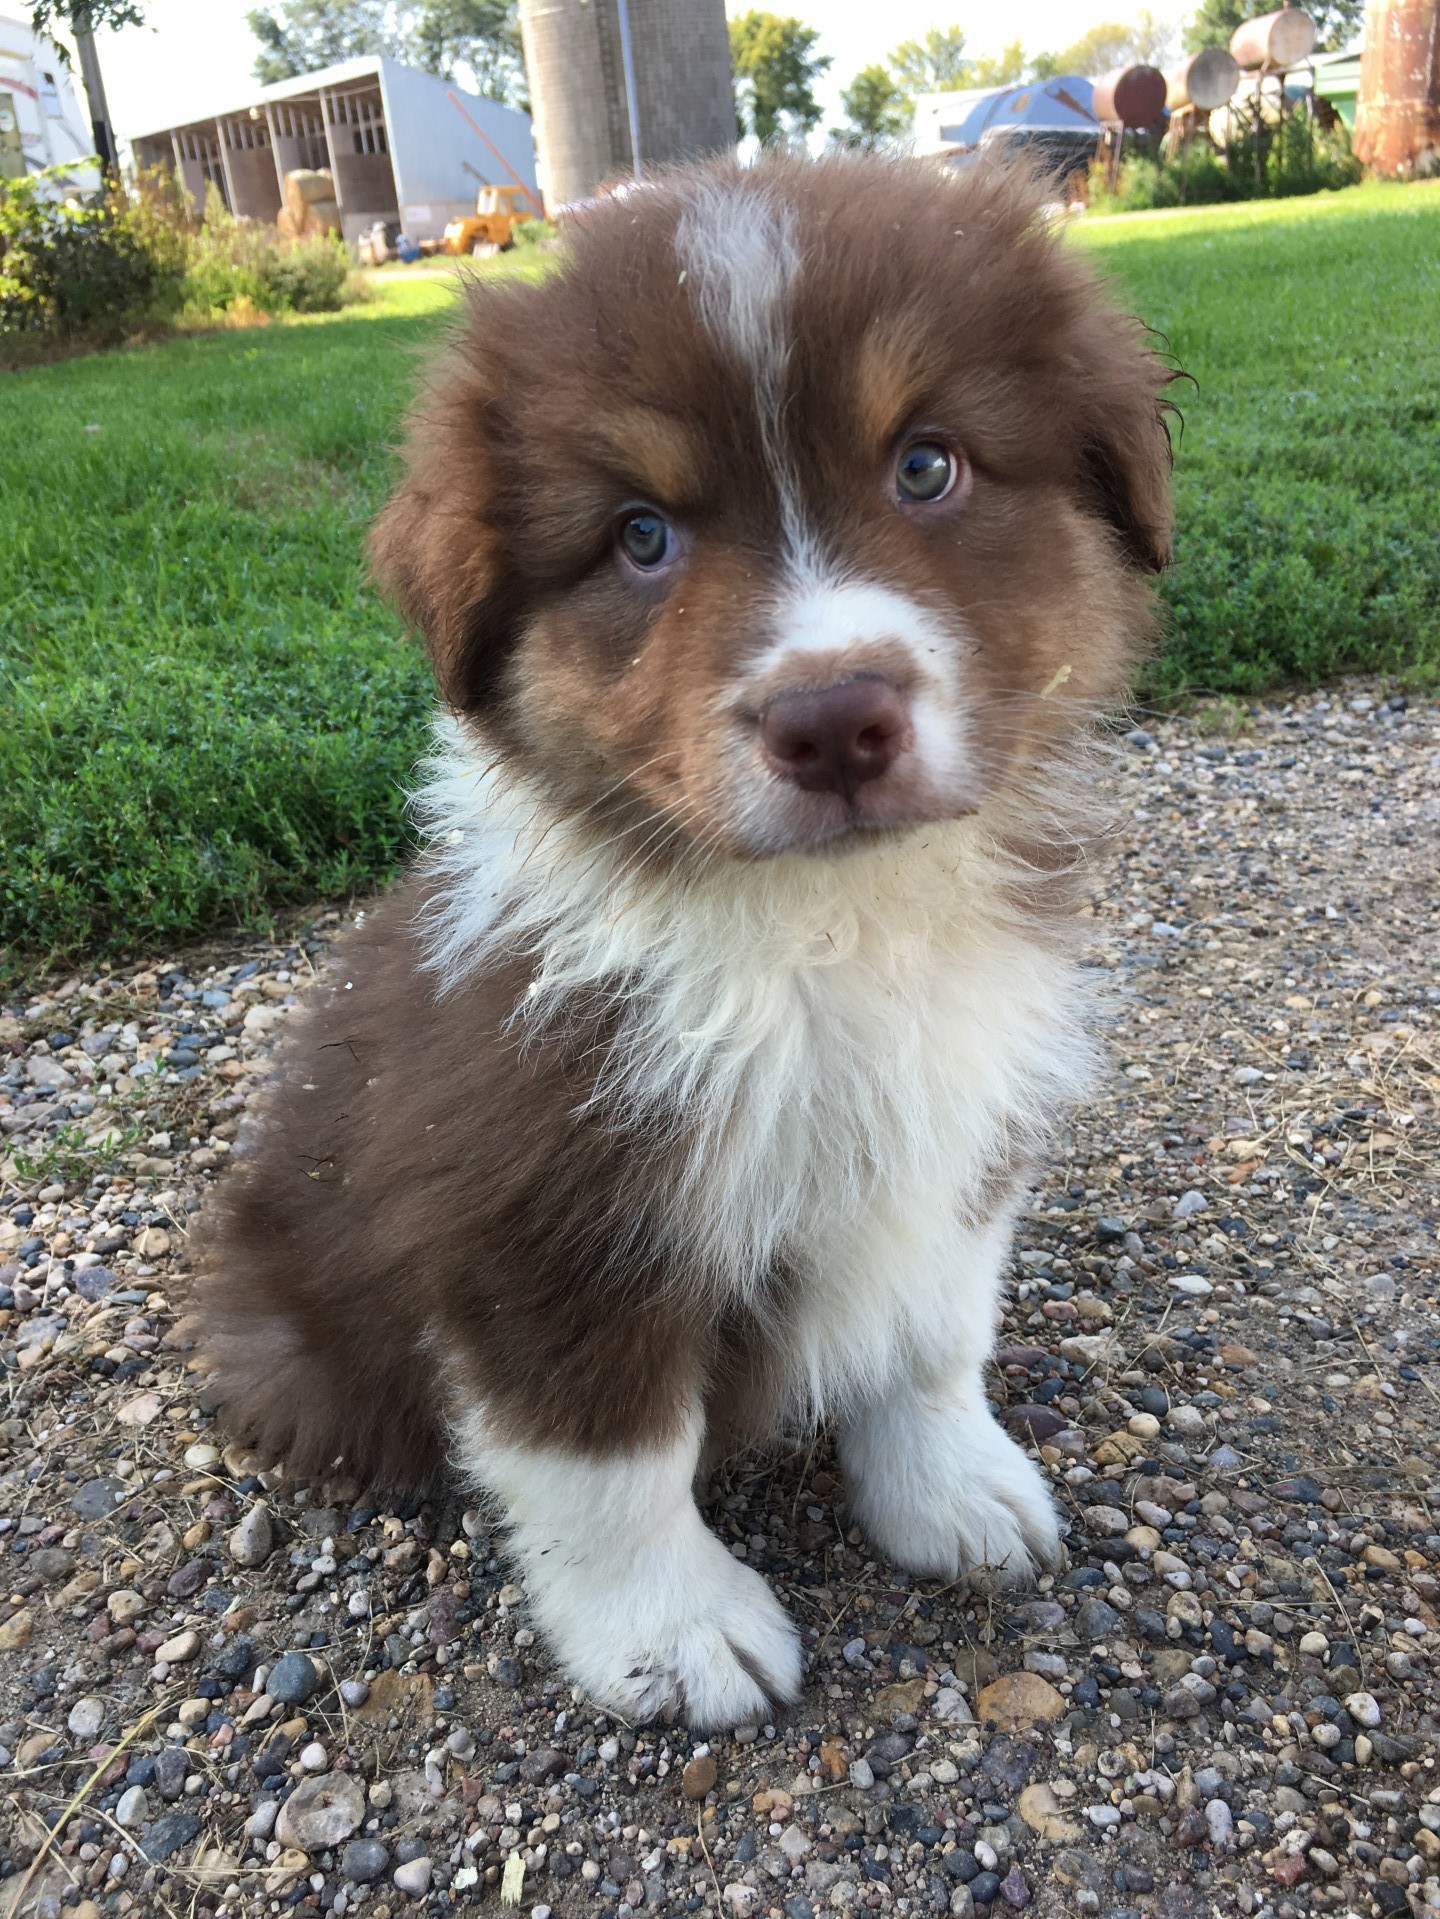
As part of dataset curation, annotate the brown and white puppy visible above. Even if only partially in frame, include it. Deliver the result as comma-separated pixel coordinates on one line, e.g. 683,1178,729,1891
196,153,1173,1729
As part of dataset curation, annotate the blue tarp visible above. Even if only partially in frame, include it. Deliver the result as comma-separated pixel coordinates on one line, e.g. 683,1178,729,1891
938,75,1101,147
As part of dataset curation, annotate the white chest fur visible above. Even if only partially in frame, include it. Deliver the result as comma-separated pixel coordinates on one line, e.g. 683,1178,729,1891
417,725,1099,1416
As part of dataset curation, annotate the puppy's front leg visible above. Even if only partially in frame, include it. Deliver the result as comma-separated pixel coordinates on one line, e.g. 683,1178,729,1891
455,1401,802,1728
837,1214,1063,1587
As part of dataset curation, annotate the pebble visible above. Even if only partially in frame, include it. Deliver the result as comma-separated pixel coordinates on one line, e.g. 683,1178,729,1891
1345,1690,1383,1728
3,691,1438,1919
266,1649,319,1704
66,1695,105,1738
393,1856,433,1895
115,1785,149,1827
341,1837,391,1883
228,1502,274,1567
275,1772,366,1850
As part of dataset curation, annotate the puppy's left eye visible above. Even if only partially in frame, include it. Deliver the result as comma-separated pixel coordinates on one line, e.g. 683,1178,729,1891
617,510,676,571
896,441,959,504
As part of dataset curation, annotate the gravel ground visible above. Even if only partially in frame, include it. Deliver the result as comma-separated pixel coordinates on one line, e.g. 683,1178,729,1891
2,681,1438,1919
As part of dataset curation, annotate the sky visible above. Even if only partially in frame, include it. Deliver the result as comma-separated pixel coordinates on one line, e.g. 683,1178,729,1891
52,0,1183,146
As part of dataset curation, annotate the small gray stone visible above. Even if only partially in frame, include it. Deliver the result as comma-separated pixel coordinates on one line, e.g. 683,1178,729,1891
266,1650,318,1705
115,1785,149,1828
275,1771,365,1851
71,1476,129,1519
67,1696,105,1739
152,1745,189,1800
244,1800,279,1840
1075,1596,1122,1640
1344,1690,1381,1729
1205,1800,1234,1850
75,1264,118,1301
228,1503,274,1568
342,1837,391,1883
339,1678,369,1708
140,1812,200,1861
849,1757,875,1791
1172,1190,1208,1219
393,1856,433,1895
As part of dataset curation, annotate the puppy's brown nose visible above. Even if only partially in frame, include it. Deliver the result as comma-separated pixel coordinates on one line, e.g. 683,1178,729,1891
761,676,909,797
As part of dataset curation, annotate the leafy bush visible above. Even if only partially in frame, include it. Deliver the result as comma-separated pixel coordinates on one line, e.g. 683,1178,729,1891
257,231,350,312
179,184,348,318
0,168,186,346
511,215,557,251
1,168,356,361
1092,116,1362,213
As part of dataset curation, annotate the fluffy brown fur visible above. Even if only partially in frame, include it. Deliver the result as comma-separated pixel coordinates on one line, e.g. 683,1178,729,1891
193,152,1174,1499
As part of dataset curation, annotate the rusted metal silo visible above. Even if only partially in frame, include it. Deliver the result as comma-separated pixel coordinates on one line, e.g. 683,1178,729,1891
1354,0,1440,173
517,0,735,209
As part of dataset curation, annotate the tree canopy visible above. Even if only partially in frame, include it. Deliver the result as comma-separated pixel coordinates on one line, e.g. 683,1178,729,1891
832,63,908,150
1031,11,1174,78
888,26,972,97
246,0,524,101
729,11,831,146
28,1,144,31
1184,0,1361,49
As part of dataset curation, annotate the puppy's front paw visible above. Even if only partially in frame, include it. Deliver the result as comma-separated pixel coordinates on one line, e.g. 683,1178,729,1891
842,1399,1062,1588
533,1517,802,1729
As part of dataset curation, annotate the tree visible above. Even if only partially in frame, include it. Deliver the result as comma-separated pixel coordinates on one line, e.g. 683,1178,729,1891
409,0,525,103
1033,11,1175,76
28,2,146,174
969,39,1028,85
889,25,971,97
247,0,401,83
729,11,831,145
28,0,142,26
1187,0,1361,46
833,63,908,149
248,0,522,98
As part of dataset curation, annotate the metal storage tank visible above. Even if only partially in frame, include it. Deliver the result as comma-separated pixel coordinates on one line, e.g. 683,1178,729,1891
518,0,735,208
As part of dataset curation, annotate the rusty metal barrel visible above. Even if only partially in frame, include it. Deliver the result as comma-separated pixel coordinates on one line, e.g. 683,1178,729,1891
1229,8,1316,69
1355,0,1440,174
1092,63,1169,125
1166,47,1241,109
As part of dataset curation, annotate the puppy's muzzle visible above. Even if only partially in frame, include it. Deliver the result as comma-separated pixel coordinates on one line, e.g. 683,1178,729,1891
760,674,911,800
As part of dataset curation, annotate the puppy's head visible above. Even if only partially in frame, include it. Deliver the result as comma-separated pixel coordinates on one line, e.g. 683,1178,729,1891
373,154,1174,860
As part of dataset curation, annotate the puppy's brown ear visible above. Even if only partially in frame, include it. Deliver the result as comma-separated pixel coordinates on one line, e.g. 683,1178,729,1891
1072,311,1176,575
368,392,518,711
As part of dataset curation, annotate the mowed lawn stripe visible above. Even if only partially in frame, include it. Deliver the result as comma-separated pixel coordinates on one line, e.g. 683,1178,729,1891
3,187,1437,968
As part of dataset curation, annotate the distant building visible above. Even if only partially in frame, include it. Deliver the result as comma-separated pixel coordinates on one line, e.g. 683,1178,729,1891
0,9,100,194
518,0,734,209
913,77,1103,170
130,55,537,245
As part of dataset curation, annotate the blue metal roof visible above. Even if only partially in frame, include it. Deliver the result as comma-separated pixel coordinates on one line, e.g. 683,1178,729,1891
938,75,1101,146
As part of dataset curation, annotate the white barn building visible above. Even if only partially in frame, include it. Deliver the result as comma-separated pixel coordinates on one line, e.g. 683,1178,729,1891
130,55,537,245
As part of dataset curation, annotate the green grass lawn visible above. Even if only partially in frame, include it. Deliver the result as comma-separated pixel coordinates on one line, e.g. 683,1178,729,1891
3,182,1439,972
1078,180,1440,697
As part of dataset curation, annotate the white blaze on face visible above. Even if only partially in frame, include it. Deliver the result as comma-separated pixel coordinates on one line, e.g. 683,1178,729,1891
673,181,816,571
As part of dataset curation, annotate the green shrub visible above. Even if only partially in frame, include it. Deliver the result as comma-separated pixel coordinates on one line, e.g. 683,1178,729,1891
257,232,350,313
0,168,186,347
511,215,557,250
1092,114,1362,213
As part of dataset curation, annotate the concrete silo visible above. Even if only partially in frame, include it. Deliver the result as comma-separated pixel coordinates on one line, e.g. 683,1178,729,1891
518,0,735,208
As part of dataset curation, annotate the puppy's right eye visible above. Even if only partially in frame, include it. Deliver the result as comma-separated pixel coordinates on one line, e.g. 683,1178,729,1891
617,510,676,572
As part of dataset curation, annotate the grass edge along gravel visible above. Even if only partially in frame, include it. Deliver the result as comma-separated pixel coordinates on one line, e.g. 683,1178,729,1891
3,183,1439,972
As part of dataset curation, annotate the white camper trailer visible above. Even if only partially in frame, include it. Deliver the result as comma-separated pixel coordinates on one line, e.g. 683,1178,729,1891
0,11,99,194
